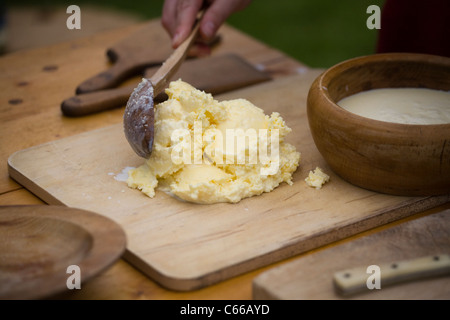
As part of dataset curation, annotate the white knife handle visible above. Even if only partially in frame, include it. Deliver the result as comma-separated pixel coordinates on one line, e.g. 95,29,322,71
333,254,450,296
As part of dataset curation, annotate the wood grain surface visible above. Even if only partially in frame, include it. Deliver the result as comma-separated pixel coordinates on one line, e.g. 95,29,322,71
8,71,450,291
253,209,450,300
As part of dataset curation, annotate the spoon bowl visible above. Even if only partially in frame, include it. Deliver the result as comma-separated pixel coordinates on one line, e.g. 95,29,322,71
123,12,203,158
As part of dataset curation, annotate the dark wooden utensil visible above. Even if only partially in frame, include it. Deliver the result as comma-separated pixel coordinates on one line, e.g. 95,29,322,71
61,54,271,117
123,12,203,158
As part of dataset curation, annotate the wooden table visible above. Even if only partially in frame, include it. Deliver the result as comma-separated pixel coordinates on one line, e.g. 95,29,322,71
1,19,448,300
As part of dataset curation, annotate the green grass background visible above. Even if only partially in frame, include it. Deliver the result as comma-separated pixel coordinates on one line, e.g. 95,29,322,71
5,0,386,68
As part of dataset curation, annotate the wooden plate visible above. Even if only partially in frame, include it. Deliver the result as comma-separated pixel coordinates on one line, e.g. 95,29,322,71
0,205,127,299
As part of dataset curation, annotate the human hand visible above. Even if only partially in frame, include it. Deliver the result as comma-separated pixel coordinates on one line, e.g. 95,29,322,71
162,0,252,51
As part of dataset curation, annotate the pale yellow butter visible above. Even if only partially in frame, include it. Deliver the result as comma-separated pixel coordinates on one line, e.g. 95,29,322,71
126,79,301,204
305,167,330,190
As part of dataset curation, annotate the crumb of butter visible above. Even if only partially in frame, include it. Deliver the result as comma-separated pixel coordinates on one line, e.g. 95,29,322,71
305,167,330,189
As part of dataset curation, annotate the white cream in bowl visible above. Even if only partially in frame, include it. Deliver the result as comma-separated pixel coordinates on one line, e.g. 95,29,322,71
337,88,450,125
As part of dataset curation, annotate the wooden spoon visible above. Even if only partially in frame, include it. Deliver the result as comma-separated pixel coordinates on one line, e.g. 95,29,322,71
123,12,203,159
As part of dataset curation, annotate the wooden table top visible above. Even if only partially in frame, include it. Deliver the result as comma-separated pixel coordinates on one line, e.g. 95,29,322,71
1,19,448,300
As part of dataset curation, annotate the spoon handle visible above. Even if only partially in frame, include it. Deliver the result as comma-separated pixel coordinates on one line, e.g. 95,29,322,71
150,10,204,95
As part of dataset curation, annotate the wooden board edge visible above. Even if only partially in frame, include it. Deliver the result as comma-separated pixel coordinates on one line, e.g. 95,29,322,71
122,195,450,291
252,277,281,300
7,152,65,206
5,124,123,206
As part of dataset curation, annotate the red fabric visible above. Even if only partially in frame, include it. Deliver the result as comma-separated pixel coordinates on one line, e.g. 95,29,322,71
376,0,450,57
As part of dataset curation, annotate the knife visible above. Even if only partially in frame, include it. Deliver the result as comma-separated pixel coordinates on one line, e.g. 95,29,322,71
333,253,450,296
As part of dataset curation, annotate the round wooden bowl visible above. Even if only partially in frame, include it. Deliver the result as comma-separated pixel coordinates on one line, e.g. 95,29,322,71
307,53,450,196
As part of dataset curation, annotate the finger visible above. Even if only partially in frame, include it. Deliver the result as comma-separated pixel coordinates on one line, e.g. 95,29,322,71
172,0,204,48
161,0,178,37
200,0,253,40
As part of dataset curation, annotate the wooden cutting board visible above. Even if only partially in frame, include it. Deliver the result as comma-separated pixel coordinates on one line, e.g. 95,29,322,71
8,70,450,291
252,209,450,300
